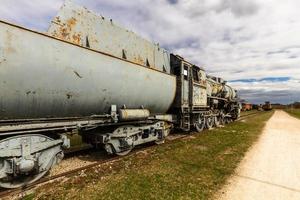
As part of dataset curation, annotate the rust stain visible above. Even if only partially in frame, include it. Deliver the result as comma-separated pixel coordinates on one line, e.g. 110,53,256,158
4,31,16,54
67,17,77,27
55,16,61,24
133,55,145,66
51,17,82,45
72,33,81,45
60,27,70,38
92,37,99,44
145,74,151,80
0,20,174,77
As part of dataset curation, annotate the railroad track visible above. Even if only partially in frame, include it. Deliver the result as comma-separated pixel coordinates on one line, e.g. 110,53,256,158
0,112,263,199
0,156,121,199
0,141,161,199
238,111,262,121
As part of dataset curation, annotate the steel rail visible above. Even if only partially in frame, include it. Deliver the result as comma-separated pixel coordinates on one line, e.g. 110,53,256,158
238,111,262,121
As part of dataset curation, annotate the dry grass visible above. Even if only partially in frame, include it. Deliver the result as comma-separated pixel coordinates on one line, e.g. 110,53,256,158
285,108,300,119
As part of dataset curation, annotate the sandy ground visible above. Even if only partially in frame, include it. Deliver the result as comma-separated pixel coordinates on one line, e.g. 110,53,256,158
218,110,300,200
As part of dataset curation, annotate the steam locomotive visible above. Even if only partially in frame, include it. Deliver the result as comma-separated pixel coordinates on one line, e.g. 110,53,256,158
0,2,240,188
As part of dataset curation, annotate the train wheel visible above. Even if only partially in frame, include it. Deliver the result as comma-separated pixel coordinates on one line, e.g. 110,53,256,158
195,116,206,132
115,136,134,156
0,135,65,189
223,117,228,124
115,147,133,156
155,128,170,145
224,117,231,124
227,118,233,123
217,111,225,125
214,116,221,127
220,116,225,125
155,140,165,145
0,157,55,189
206,116,214,129
0,135,63,188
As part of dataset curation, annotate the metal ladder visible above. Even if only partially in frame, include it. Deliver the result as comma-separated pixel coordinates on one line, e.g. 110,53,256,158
182,107,190,131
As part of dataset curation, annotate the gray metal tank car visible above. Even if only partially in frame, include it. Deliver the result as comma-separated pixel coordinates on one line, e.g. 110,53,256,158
0,23,176,119
0,2,176,188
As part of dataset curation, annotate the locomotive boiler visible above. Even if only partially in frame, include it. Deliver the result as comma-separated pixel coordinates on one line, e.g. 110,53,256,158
0,1,240,188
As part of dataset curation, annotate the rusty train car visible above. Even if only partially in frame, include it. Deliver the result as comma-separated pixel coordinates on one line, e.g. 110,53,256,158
262,101,273,111
0,2,240,188
242,102,253,111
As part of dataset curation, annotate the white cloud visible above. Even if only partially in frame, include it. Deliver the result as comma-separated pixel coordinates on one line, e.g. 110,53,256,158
0,0,299,103
0,0,63,30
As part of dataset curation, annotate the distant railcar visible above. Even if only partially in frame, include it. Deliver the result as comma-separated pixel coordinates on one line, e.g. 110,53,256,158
242,103,252,111
262,101,273,111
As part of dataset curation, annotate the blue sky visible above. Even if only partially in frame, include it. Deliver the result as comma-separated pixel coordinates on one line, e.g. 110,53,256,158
230,77,291,83
0,0,299,104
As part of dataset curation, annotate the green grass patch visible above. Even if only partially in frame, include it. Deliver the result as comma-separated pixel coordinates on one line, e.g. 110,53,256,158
240,109,259,116
285,108,300,119
35,111,273,200
22,193,35,200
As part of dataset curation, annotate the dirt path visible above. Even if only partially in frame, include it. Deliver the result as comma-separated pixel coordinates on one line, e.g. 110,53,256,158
218,110,300,200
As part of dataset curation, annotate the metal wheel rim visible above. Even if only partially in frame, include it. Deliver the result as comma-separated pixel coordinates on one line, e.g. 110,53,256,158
0,156,54,189
206,117,214,129
219,115,225,125
224,117,230,124
155,128,169,144
195,116,205,132
214,116,220,127
155,140,165,145
115,147,133,156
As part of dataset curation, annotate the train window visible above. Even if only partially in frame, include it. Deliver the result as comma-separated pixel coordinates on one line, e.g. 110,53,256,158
183,65,188,80
198,71,202,80
192,68,199,82
184,69,188,76
173,67,181,76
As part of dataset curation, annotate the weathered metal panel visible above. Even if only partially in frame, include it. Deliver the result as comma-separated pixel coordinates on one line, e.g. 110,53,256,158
207,79,224,97
193,70,207,107
224,85,237,101
0,21,176,119
48,1,171,73
183,81,189,105
193,85,207,106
